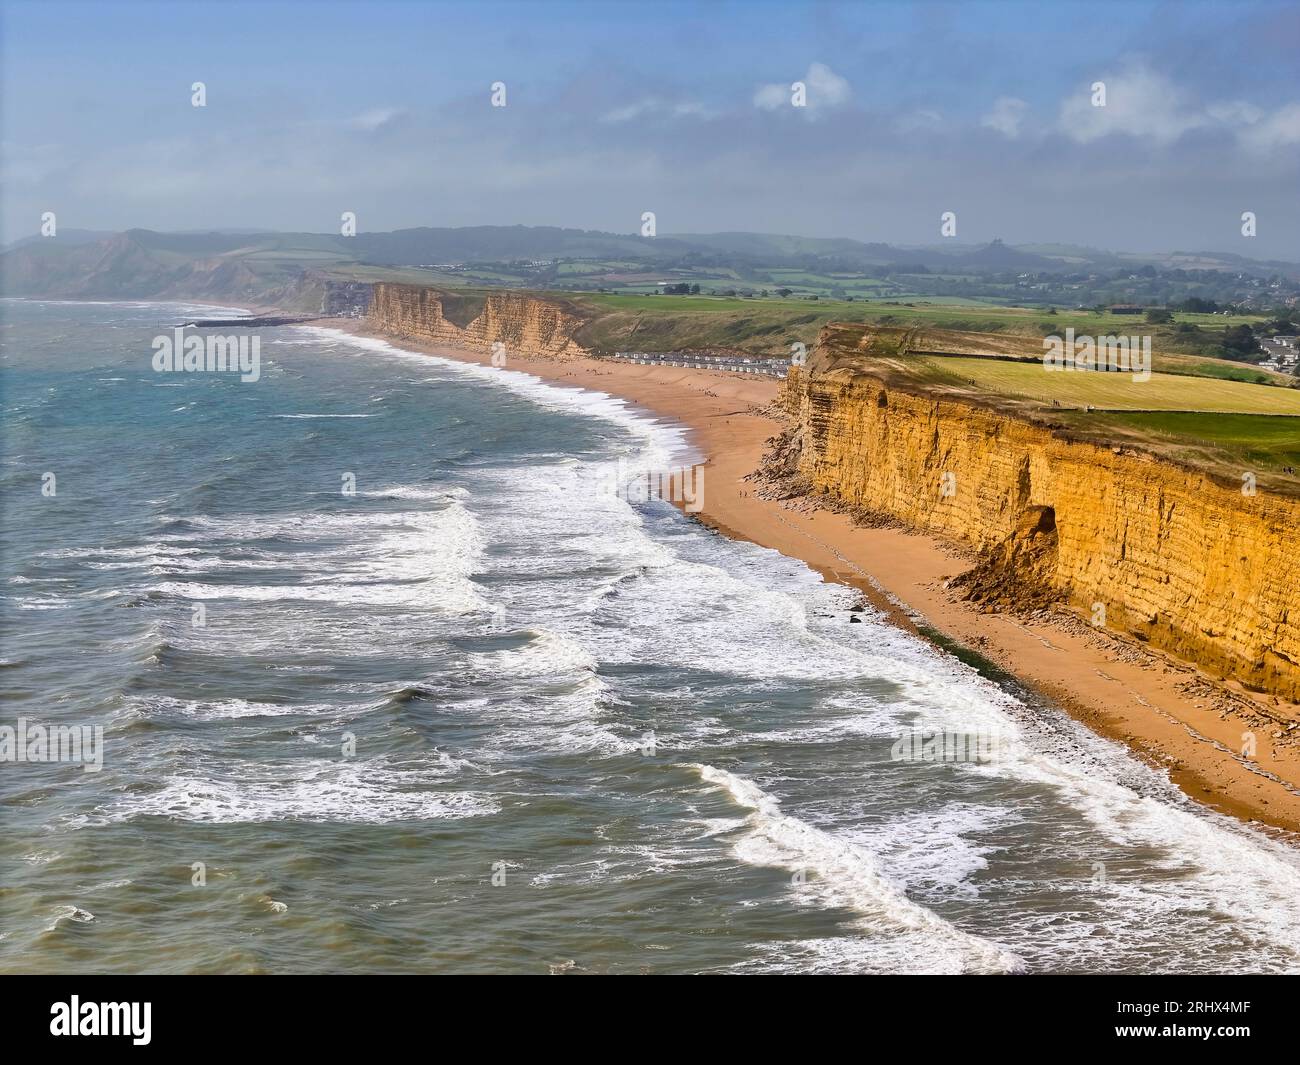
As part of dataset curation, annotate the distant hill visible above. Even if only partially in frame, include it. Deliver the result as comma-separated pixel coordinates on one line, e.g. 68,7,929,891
0,224,911,299
2,224,1297,302
664,231,899,264
1,229,117,253
351,225,692,265
951,238,1056,271
0,229,353,303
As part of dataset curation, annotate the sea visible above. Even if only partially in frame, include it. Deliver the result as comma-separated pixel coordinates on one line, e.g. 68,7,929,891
3,297,1300,974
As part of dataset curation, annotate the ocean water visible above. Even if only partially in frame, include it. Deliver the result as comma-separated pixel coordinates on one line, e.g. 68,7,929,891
3,298,1300,975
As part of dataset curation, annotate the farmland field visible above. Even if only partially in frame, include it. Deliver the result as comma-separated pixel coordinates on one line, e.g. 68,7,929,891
579,291,1262,330
919,355,1300,414
1077,410,1300,471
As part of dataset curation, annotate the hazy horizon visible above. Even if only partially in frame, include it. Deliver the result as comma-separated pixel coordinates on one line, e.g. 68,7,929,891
3,0,1298,258
8,223,1300,266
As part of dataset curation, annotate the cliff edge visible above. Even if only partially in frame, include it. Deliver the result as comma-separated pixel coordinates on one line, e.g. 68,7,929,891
778,323,1300,702
368,282,591,360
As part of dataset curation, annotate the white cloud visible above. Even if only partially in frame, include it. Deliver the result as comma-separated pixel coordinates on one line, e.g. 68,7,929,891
896,108,944,133
348,108,406,132
1207,101,1264,126
1239,102,1300,152
1058,65,1203,144
754,62,850,115
980,96,1028,139
600,98,713,124
753,83,789,111
1056,63,1300,156
806,62,851,107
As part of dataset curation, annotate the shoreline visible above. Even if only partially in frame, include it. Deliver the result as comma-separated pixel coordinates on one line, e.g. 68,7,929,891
318,317,1300,836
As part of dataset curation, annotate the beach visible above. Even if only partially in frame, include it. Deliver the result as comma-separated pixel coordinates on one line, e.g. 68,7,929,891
333,318,1300,836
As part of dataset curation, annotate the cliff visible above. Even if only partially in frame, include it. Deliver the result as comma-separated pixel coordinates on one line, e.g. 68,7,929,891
368,283,591,359
781,324,1300,702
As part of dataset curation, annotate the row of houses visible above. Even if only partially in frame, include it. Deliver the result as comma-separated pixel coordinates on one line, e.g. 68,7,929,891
1259,335,1299,374
612,351,791,377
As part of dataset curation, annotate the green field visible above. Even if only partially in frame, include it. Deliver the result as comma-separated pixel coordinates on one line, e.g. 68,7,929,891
1078,411,1300,471
1175,361,1281,384
919,356,1300,414
566,292,1281,376
581,291,1260,330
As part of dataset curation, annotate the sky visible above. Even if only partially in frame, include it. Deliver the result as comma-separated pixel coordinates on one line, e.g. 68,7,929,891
3,0,1298,256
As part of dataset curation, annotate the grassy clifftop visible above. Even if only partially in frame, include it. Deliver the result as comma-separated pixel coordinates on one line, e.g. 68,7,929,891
563,292,1286,380
800,320,1300,496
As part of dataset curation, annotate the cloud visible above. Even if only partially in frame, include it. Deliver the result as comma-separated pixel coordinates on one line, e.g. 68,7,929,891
1239,102,1300,152
980,96,1028,139
1054,61,1300,155
4,50,1296,257
896,108,944,133
754,62,850,115
600,98,713,124
347,108,408,133
1207,101,1264,126
1058,64,1205,144
752,82,789,111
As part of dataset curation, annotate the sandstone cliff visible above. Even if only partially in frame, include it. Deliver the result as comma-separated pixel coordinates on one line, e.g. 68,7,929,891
368,283,591,359
782,324,1300,701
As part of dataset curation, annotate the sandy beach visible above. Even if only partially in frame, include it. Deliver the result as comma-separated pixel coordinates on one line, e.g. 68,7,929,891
326,319,1300,835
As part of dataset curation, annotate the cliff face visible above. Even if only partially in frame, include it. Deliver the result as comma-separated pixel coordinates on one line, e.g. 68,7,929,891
784,327,1300,701
368,283,591,359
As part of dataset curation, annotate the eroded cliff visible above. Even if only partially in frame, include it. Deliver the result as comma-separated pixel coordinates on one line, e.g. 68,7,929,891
368,283,591,359
782,324,1300,701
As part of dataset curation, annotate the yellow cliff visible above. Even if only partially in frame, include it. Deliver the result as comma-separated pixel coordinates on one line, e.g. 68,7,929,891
368,282,591,359
783,324,1300,702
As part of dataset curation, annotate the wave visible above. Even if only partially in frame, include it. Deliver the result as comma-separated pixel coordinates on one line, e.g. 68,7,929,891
41,906,95,933
456,627,632,756
77,758,497,825
7,595,72,610
295,326,700,471
144,503,491,612
466,627,598,678
121,694,345,722
383,684,439,707
358,484,467,502
40,544,203,561
693,763,1024,974
970,742,1300,968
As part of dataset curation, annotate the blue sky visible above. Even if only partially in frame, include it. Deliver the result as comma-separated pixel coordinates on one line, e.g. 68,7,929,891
4,0,1298,255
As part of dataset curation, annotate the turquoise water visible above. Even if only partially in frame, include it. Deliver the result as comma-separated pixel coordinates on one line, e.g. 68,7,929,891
3,299,1300,974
